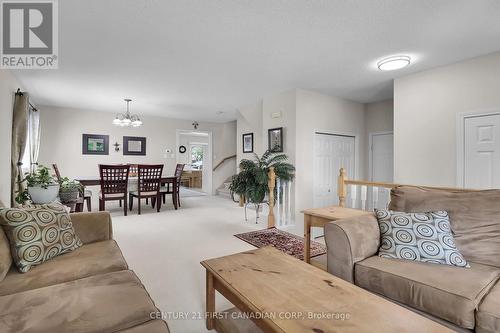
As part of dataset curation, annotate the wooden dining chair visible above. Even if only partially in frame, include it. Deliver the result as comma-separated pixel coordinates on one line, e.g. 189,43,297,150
161,164,184,208
129,164,164,215
98,164,130,216
53,163,92,212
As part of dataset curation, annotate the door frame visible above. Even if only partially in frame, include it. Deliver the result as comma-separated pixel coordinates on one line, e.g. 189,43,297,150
368,131,393,182
312,129,360,207
456,109,500,188
176,129,213,194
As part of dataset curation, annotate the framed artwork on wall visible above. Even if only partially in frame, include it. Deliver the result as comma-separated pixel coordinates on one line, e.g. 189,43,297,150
123,136,147,156
82,134,109,155
268,127,283,152
242,133,254,153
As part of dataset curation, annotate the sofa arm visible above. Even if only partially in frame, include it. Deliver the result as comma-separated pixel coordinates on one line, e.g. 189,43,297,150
70,212,113,244
324,213,380,283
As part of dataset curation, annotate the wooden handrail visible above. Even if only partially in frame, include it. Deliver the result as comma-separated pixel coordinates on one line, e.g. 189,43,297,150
212,155,236,171
267,167,276,228
338,167,479,208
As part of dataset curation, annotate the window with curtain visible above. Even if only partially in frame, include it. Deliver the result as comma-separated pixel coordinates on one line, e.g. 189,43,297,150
21,105,40,174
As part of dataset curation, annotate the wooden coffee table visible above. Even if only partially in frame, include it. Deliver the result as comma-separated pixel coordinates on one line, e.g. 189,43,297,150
201,247,452,333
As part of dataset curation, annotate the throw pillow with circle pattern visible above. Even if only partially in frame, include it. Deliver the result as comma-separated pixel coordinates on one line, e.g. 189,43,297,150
374,209,469,268
0,203,82,273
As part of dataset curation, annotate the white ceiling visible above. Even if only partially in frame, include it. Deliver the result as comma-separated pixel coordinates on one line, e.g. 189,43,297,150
12,0,500,122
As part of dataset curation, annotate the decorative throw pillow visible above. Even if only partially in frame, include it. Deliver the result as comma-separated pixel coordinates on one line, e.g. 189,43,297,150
0,203,82,273
374,209,469,268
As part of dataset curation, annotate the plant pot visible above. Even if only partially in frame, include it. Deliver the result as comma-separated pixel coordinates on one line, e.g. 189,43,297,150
28,184,60,204
59,189,80,203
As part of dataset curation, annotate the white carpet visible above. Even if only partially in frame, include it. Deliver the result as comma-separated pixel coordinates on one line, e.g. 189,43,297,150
108,195,266,333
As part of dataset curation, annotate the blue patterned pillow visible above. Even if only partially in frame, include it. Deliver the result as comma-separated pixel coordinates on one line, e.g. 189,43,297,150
374,209,469,268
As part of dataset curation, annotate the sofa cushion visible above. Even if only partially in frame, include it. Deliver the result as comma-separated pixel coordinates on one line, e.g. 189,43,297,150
0,228,12,282
119,320,170,333
374,209,468,267
0,270,161,333
476,280,500,333
389,186,500,267
0,240,127,296
0,203,82,272
355,256,500,329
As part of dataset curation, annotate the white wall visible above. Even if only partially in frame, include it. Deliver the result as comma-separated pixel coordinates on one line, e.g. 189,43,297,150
364,99,394,178
294,89,365,231
236,101,263,168
37,106,236,196
394,52,500,186
0,71,22,206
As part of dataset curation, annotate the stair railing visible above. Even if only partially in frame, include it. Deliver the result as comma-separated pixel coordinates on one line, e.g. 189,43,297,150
267,167,293,228
212,155,236,172
337,167,479,210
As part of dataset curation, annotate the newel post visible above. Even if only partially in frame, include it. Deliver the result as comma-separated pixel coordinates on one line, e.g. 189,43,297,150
267,167,276,228
338,168,347,207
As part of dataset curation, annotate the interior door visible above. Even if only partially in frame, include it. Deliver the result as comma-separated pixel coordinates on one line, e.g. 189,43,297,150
464,114,500,189
371,132,394,182
313,133,355,208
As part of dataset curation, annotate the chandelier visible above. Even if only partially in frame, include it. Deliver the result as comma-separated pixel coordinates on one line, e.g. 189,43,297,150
112,98,142,127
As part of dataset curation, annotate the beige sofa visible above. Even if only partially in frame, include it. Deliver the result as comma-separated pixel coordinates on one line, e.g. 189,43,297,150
325,186,500,332
0,207,169,333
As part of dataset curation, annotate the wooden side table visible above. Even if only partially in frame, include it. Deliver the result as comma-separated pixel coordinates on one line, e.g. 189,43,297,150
302,205,371,264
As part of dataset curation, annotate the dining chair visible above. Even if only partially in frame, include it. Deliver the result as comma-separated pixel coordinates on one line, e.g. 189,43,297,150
129,164,164,215
161,163,184,208
98,164,130,216
53,163,92,212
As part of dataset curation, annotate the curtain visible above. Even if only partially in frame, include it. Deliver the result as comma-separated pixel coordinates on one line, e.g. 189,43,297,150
11,92,29,206
29,107,41,173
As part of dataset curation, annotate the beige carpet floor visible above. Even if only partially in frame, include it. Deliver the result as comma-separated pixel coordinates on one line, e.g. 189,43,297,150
108,195,265,333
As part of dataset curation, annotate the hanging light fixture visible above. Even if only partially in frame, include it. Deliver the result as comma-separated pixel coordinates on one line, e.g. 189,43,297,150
113,98,143,127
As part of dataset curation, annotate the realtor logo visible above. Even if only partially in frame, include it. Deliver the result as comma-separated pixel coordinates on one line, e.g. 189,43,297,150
1,0,58,69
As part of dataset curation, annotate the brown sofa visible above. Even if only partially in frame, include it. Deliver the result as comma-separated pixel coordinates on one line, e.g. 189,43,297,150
0,208,169,333
325,186,500,333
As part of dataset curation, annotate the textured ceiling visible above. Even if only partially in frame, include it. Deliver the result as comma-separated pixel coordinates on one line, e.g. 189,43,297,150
12,0,500,121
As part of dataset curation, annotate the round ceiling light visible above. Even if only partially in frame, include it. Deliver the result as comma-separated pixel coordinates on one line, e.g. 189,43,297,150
377,55,411,71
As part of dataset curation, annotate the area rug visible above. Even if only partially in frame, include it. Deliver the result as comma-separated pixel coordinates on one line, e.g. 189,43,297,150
234,227,326,260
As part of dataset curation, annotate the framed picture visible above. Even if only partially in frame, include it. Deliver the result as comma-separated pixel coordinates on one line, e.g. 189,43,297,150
123,136,147,156
268,127,283,152
242,133,254,153
82,134,109,155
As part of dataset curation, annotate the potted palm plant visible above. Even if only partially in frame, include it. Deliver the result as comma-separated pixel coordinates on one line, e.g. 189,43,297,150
230,150,295,207
16,165,60,204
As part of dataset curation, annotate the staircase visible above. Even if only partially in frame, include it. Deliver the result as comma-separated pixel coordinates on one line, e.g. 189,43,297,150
216,177,234,200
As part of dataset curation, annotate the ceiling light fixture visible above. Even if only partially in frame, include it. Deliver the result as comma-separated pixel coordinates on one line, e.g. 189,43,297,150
113,98,142,127
377,55,411,71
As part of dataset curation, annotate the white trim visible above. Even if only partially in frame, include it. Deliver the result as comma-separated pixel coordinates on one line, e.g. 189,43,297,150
176,129,214,195
368,131,393,182
456,109,500,188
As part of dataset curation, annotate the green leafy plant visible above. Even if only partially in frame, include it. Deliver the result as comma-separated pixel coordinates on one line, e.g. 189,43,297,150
15,165,57,204
230,150,295,204
58,177,83,195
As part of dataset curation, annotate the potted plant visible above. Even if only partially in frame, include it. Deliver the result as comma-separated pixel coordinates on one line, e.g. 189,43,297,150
58,177,83,203
230,150,295,206
16,165,60,204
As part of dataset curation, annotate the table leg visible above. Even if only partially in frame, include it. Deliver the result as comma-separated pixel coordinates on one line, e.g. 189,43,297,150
206,270,215,330
304,214,311,263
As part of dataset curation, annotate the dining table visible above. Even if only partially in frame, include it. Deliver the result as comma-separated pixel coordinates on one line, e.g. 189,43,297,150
73,176,178,212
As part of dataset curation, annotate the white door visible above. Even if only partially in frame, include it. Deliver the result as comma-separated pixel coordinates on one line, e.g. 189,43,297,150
313,133,355,208
464,114,500,189
370,132,394,182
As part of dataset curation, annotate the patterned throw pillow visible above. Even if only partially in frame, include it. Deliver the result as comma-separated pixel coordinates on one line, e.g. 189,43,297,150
374,209,469,268
0,203,82,273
